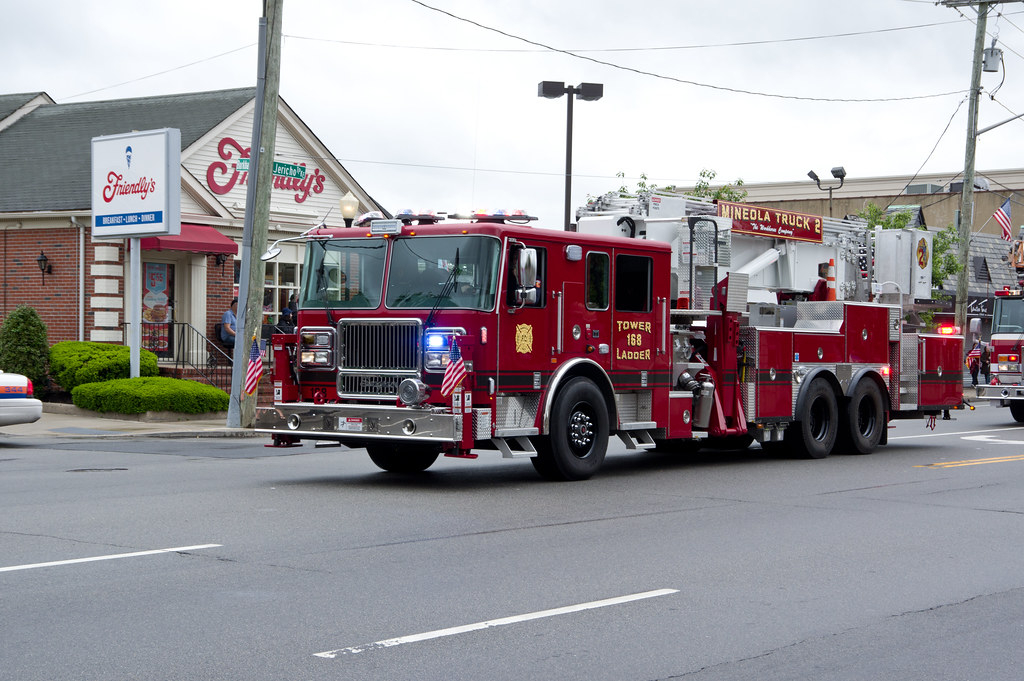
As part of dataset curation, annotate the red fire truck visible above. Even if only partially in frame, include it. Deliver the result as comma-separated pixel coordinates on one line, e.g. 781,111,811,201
254,203,964,480
972,286,1024,420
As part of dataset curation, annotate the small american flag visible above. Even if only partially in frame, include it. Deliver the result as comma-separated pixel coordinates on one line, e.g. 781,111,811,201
244,338,263,395
440,336,466,397
967,344,982,359
994,197,1013,241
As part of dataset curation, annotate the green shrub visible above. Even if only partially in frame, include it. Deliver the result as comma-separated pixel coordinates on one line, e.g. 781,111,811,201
49,341,158,392
71,377,229,414
0,305,49,389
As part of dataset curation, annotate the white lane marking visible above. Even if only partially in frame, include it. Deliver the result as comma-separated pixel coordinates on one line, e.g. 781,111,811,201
889,425,1024,440
314,588,679,659
0,544,222,573
962,434,1024,445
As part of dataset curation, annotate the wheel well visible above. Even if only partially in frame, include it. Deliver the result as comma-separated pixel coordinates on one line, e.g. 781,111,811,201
794,368,843,417
542,360,617,435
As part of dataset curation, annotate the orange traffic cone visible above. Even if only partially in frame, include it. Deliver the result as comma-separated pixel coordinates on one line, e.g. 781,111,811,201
826,258,837,301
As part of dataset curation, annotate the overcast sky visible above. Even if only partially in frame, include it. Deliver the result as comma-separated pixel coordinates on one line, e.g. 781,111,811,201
8,0,1024,226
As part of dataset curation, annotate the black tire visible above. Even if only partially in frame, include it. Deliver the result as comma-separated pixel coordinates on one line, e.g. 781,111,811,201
531,377,609,481
366,442,440,473
843,379,885,455
787,378,839,459
1010,401,1024,423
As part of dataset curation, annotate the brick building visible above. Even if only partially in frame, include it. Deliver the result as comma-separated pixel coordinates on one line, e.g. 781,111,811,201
0,89,385,354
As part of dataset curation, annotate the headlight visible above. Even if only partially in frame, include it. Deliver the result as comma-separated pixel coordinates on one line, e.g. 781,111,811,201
425,351,449,369
301,332,332,346
298,327,335,369
300,350,332,366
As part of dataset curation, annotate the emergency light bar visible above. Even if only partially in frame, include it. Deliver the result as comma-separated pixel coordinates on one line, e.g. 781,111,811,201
395,209,444,225
448,209,538,224
994,286,1021,296
936,325,960,335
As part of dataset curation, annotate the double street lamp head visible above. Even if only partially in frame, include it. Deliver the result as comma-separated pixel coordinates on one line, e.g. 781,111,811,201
807,166,846,189
538,81,604,101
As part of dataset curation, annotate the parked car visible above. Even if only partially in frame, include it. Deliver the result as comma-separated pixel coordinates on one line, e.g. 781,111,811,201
0,371,42,426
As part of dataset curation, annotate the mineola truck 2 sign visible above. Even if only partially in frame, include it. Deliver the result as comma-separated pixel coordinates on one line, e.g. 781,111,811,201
91,128,181,238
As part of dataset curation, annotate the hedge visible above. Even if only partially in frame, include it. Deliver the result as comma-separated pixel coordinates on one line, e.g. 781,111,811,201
0,305,49,389
50,341,158,392
71,377,229,414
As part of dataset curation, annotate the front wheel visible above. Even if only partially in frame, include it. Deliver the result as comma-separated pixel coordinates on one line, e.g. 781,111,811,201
366,442,440,473
532,377,609,481
1010,401,1024,423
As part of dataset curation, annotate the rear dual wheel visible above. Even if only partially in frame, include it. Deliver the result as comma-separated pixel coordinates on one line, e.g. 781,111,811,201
843,380,885,455
787,378,839,459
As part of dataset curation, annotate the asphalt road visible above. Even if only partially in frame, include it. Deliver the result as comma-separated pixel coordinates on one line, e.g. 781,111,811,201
2,405,1024,680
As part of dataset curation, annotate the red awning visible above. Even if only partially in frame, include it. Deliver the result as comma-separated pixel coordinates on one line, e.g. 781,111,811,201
139,224,238,255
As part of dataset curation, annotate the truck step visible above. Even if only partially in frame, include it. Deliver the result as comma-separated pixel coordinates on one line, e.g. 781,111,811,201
617,429,656,450
493,436,537,459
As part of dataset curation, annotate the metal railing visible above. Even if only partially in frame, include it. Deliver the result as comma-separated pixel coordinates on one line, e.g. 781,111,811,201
124,322,233,392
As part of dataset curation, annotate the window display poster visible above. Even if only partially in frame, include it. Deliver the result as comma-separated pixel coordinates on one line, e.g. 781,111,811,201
142,262,172,352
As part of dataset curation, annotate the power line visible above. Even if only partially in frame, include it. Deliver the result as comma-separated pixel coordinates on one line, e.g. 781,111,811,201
886,97,968,210
285,17,976,53
61,44,256,101
409,0,967,104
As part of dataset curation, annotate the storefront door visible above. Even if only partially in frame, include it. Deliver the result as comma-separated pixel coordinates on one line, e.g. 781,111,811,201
142,262,175,359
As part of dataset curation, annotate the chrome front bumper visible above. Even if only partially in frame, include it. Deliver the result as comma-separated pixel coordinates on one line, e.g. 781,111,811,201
255,402,458,442
974,384,1024,402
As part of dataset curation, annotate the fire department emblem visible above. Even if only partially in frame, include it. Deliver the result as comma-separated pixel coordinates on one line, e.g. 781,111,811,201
515,324,533,353
917,237,929,269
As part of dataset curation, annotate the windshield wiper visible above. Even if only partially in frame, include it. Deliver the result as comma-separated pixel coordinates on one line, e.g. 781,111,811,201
424,249,459,330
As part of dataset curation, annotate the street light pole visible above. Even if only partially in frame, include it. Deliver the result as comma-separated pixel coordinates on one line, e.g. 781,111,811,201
538,81,604,230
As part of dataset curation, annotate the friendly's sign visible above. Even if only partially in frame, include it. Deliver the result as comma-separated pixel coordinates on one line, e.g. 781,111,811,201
91,128,181,238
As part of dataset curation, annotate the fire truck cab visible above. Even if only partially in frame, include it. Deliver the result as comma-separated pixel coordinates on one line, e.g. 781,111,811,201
973,286,1024,419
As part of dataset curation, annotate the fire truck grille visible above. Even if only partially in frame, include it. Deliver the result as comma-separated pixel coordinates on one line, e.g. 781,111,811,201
337,321,421,397
339,374,406,397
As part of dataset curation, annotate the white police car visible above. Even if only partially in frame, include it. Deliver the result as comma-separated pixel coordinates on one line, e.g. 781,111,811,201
0,371,42,426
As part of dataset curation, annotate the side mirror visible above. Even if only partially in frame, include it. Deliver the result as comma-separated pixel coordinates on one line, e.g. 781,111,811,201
517,248,537,286
968,318,981,335
514,248,539,307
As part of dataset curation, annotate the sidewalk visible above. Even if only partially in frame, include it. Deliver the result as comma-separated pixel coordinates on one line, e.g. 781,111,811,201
0,403,262,439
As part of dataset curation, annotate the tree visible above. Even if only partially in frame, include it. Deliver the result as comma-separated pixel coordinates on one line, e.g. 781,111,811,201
687,168,747,203
611,168,747,202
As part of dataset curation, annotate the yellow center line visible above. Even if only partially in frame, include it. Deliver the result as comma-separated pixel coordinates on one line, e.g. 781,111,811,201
917,454,1024,468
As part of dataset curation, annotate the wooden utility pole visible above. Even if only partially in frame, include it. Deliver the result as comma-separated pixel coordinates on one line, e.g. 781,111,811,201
954,1,989,331
227,0,283,428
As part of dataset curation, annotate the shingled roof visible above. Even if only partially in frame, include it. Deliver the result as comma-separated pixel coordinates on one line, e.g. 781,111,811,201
0,93,50,121
936,229,1018,298
0,88,255,212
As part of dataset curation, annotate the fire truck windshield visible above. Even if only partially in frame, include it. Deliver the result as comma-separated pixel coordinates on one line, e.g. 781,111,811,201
301,239,387,308
386,235,501,310
993,297,1024,334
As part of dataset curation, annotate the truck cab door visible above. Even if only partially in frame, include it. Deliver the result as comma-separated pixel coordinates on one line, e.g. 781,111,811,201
611,250,670,391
